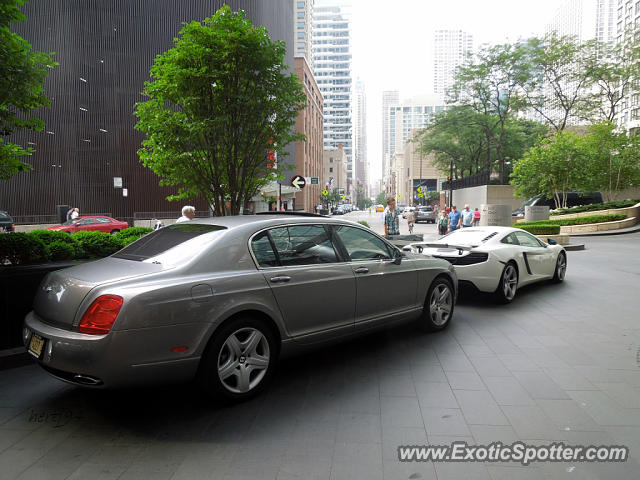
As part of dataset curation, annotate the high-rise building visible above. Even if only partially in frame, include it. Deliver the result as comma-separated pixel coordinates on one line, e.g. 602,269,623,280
293,57,323,213
545,0,615,42
614,0,640,132
433,30,473,97
3,0,294,219
381,90,399,183
293,0,314,67
353,79,367,201
384,95,447,195
312,4,353,191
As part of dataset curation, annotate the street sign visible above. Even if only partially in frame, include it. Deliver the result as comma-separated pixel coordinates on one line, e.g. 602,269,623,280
311,177,319,185
418,193,424,198
113,177,122,188
341,195,345,199
122,188,128,197
398,194,402,199
322,189,328,196
291,175,306,189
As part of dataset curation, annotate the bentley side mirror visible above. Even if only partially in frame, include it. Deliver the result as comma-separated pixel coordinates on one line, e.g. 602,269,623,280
547,238,557,245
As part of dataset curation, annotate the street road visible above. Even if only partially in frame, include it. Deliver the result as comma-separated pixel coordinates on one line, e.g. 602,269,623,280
1,232,639,480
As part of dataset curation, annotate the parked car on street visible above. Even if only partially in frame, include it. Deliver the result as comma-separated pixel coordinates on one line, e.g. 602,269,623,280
24,214,457,402
512,192,603,216
0,210,14,232
403,226,566,303
415,206,436,223
47,216,129,234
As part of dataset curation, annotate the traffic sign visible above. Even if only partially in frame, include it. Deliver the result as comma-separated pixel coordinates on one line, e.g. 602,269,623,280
322,189,328,196
291,175,306,189
311,177,319,185
418,193,423,198
341,195,345,199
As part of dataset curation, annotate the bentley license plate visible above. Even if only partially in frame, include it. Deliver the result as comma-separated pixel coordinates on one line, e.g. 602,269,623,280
28,333,45,358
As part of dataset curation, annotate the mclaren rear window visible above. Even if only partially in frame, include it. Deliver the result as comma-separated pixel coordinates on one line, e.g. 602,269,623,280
113,223,227,261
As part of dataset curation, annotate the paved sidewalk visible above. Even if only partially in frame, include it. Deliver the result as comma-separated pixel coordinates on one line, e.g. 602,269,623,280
1,228,639,480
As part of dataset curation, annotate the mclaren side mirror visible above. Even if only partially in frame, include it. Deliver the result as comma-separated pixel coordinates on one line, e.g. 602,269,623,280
547,238,557,245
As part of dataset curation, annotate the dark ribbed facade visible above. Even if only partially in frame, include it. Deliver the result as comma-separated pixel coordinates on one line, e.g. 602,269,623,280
1,0,293,220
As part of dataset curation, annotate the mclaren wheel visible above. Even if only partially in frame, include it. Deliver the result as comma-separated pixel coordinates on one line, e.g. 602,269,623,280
495,261,518,304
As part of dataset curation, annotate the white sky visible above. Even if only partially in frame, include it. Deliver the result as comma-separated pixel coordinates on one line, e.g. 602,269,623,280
327,0,563,184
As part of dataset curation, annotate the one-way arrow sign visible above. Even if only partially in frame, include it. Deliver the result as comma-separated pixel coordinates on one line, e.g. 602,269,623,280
290,175,306,189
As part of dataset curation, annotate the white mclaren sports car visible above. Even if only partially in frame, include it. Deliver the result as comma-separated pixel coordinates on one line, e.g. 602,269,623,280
403,226,567,303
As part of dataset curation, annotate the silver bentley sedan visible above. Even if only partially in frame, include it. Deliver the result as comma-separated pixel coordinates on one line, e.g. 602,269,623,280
24,214,457,402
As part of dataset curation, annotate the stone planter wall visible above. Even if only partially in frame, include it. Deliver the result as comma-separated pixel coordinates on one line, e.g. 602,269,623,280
560,216,637,234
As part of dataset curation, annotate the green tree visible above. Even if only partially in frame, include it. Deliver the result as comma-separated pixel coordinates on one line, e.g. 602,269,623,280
375,191,387,205
511,130,587,209
450,42,530,183
0,0,56,180
582,122,640,201
134,6,305,216
417,106,488,180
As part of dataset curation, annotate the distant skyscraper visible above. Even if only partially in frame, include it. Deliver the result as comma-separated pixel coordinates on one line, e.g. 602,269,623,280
433,30,473,96
381,90,399,181
384,94,447,193
353,79,367,199
312,4,353,186
293,0,314,67
545,0,617,41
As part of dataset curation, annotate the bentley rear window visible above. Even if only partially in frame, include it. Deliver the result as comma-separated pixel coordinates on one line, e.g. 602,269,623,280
113,223,227,261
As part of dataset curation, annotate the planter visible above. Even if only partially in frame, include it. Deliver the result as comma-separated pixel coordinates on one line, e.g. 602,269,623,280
0,260,90,349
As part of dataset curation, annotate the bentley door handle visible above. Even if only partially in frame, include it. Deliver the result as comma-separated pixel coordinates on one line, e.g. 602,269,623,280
270,276,291,283
354,267,369,274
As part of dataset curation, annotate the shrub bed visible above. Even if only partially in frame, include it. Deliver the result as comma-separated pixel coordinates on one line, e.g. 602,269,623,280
551,199,640,215
0,226,153,265
517,214,626,228
516,225,561,235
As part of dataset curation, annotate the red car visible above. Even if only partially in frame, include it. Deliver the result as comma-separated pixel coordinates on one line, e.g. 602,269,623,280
47,216,128,234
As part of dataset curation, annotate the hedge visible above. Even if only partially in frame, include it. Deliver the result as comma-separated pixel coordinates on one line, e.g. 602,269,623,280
516,225,561,235
517,214,626,228
551,199,640,215
0,226,153,265
357,220,370,228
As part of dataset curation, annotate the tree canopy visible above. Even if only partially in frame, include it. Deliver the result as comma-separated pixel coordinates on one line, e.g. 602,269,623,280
0,0,56,180
134,6,306,215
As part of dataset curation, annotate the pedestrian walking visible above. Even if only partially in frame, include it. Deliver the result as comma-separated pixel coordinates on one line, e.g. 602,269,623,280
176,205,195,223
473,207,481,226
438,211,448,236
448,205,461,232
407,208,416,234
383,196,400,237
461,204,474,228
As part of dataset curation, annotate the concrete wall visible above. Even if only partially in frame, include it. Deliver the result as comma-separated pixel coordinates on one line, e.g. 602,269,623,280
451,185,525,211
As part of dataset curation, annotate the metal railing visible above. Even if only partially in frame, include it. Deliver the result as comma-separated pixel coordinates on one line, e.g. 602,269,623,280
133,211,211,219
441,172,491,191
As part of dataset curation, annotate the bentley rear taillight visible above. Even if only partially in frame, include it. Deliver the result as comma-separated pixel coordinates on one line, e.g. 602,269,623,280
78,295,123,334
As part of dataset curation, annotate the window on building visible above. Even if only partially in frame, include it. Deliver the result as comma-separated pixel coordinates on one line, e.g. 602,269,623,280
297,11,304,18
329,167,333,172
297,1,304,7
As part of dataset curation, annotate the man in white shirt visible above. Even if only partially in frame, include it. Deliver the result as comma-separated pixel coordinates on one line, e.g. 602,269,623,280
176,205,195,223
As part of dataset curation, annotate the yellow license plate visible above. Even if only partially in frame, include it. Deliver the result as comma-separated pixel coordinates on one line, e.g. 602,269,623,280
28,334,45,358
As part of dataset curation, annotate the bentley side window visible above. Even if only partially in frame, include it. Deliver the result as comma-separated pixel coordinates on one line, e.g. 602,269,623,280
269,225,338,266
333,225,392,261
